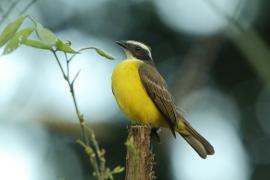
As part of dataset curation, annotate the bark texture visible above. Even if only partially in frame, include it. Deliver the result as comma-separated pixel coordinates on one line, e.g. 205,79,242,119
125,125,155,180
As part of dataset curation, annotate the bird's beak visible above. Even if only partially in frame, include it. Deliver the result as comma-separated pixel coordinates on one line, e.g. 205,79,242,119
116,40,127,49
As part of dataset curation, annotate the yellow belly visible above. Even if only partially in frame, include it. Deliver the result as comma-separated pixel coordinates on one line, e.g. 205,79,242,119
112,59,167,127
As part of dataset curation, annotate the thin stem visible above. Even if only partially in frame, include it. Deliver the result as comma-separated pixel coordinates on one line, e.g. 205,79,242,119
68,47,95,63
51,48,122,179
0,0,21,26
71,70,81,85
77,140,101,178
20,0,38,15
64,52,70,78
70,83,89,145
52,49,89,145
52,50,66,79
86,125,106,177
204,0,244,32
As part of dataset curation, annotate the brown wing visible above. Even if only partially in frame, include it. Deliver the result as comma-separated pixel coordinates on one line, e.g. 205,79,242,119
139,63,177,137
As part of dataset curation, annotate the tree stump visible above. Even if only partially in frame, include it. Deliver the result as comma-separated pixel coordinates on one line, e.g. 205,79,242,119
125,125,155,180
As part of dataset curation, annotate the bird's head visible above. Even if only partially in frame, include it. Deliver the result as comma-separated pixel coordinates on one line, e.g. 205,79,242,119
116,40,154,64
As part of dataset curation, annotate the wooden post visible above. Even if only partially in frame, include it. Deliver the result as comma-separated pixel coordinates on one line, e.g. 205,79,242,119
125,125,155,180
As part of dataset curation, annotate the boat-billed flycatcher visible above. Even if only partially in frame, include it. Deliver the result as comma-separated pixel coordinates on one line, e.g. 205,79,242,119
112,40,214,159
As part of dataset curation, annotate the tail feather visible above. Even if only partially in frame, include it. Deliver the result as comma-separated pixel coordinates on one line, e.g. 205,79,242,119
177,119,215,159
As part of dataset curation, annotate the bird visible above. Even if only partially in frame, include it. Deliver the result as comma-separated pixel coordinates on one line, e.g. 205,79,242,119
111,40,214,159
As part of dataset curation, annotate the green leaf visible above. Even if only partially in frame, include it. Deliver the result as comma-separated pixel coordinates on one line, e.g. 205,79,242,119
2,27,34,55
0,16,26,47
23,39,52,50
35,22,57,46
55,40,78,54
94,48,114,60
112,166,125,174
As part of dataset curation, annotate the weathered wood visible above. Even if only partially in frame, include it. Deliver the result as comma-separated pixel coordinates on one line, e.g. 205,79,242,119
125,125,155,180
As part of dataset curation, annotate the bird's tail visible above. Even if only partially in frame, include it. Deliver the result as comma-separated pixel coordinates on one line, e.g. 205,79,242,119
176,117,215,159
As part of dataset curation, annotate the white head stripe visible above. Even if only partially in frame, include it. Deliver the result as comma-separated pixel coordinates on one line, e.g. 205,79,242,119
126,40,151,52
126,40,152,59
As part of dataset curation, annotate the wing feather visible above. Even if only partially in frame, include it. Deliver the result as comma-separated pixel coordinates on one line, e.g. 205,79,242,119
139,63,177,137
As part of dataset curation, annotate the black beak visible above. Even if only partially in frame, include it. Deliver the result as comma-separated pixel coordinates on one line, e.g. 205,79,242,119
116,40,127,48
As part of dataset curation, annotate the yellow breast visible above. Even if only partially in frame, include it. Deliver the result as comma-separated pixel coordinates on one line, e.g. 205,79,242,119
112,59,166,127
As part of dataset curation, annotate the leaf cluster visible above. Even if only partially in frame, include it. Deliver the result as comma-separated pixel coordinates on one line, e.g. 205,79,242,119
0,15,114,60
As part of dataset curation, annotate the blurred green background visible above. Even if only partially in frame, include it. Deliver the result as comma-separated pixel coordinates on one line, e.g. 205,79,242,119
0,0,270,179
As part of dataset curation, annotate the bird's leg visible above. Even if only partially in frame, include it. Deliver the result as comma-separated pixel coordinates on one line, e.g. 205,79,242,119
150,128,161,143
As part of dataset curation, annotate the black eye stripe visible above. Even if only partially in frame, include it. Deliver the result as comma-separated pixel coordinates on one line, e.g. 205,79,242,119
135,47,141,51
125,41,154,64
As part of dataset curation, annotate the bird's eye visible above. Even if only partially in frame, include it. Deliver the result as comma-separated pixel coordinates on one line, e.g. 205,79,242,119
135,47,141,51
